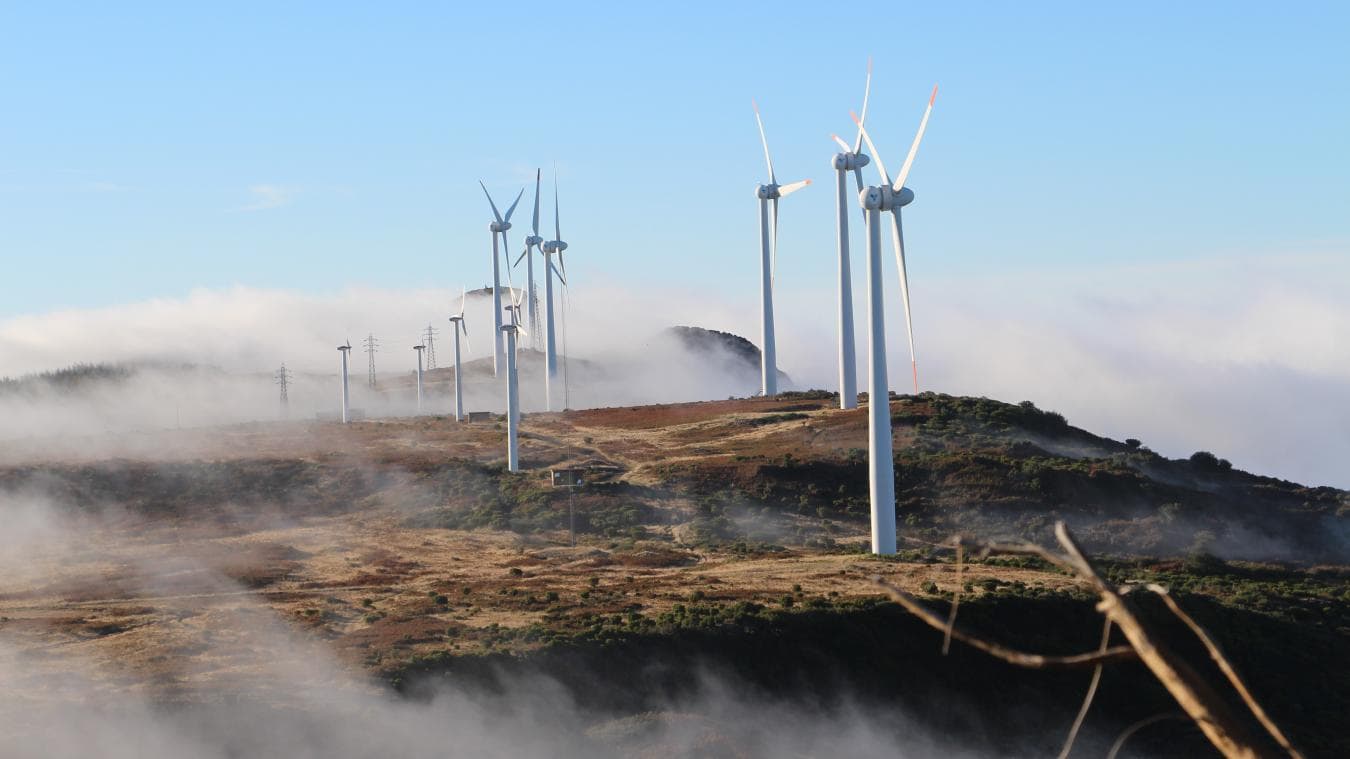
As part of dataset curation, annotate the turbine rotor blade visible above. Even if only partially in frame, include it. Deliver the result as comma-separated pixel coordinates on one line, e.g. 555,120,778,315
893,84,938,192
532,168,541,235
888,210,918,392
514,247,528,267
503,187,525,222
778,179,811,197
549,258,566,286
830,133,851,152
771,196,779,283
751,99,777,185
459,286,467,318
479,181,504,224
850,111,890,186
553,173,561,242
853,57,873,154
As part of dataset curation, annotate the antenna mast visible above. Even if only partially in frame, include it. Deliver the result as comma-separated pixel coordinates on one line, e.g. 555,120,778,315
362,334,380,388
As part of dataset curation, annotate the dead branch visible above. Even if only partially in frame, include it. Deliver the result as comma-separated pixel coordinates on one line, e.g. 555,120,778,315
1143,584,1304,759
872,577,1137,669
1105,713,1188,759
1056,617,1113,759
876,522,1291,759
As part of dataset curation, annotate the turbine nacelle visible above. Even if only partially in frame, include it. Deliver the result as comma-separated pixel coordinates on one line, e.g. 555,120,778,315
859,185,915,211
542,240,568,253
489,221,512,233
755,183,780,200
831,152,870,171
524,234,544,247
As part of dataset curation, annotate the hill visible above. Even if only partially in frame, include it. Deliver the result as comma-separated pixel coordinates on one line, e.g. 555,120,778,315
0,392,1345,756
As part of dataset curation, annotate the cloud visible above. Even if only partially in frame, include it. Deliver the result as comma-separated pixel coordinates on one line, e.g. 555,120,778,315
237,184,298,212
0,250,1346,487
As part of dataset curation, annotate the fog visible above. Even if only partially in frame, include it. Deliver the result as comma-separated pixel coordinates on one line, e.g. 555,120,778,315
1,250,1346,486
0,490,995,759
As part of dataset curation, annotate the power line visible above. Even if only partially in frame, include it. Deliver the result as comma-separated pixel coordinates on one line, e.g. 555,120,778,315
361,334,380,388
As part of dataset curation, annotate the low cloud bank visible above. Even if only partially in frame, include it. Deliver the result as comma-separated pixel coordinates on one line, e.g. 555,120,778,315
1,251,1346,486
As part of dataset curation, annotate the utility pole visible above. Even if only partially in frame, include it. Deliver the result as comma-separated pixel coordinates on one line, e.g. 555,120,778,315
423,325,439,370
362,334,380,388
274,363,293,416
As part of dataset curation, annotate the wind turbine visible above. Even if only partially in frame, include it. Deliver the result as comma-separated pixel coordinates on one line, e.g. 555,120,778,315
851,85,937,555
540,173,568,412
752,100,811,397
413,343,426,414
513,169,545,347
337,340,352,424
448,287,470,422
501,303,528,473
479,181,525,378
828,59,873,411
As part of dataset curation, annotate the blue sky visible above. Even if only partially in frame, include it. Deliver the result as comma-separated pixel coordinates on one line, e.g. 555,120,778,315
1,2,1346,318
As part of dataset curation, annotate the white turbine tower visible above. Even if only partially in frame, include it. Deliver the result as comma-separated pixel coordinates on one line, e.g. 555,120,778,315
513,169,545,347
479,181,525,378
448,287,470,422
828,60,873,410
413,343,425,414
851,85,937,555
501,301,529,473
337,340,352,424
752,100,811,397
540,174,568,412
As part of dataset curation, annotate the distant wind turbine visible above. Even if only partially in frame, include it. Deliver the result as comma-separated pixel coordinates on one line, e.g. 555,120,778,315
337,340,352,424
540,173,569,412
479,181,525,378
501,302,528,473
752,100,811,397
828,59,873,410
513,169,545,348
413,343,426,414
448,287,470,422
851,84,938,555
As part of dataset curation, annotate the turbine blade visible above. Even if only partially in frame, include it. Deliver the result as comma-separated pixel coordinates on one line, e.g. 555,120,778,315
778,179,811,197
532,168,542,235
830,133,851,153
893,84,938,192
888,210,918,392
503,186,525,222
558,250,567,281
479,181,503,224
751,99,777,185
853,57,873,154
459,286,467,318
553,173,561,242
549,258,566,286
514,247,528,268
850,111,890,186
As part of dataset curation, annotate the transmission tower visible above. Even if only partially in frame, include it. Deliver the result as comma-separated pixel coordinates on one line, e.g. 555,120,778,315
273,363,293,415
423,325,439,370
362,333,380,388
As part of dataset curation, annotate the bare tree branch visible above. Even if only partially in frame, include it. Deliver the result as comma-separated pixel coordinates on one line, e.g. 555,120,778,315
1057,617,1113,759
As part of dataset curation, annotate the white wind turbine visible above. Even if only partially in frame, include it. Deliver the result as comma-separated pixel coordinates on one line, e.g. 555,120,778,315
447,287,471,422
540,173,568,412
501,296,529,472
752,100,811,397
513,169,545,347
479,181,525,378
828,59,873,411
413,343,426,414
851,85,937,555
337,340,352,424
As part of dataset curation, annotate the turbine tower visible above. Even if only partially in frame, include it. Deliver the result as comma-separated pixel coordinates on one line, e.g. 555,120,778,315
413,343,425,414
851,85,938,555
337,341,352,424
448,287,470,422
540,173,569,412
513,169,545,347
480,181,525,377
828,60,873,410
501,316,527,473
751,100,811,397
